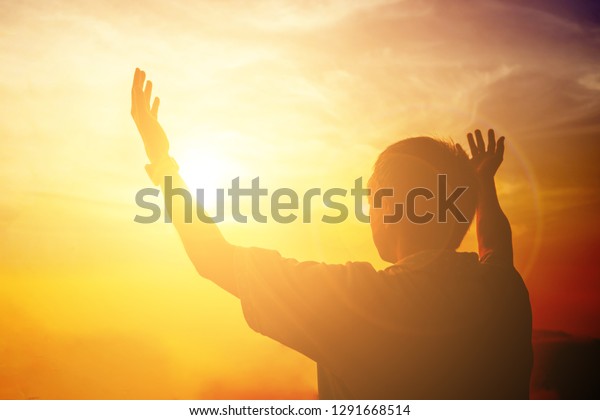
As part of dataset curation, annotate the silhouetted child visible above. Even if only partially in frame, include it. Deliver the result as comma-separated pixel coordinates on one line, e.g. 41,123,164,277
131,68,532,399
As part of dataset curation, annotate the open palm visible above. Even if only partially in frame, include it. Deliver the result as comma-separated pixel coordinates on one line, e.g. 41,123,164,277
467,129,505,179
131,68,170,163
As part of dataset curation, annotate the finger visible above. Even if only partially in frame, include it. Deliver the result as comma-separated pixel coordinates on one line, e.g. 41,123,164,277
138,70,146,91
496,136,505,161
144,80,153,110
134,74,149,116
131,88,137,118
151,97,160,118
475,129,485,153
131,90,137,118
132,68,143,105
488,129,496,154
132,68,139,91
131,68,139,117
467,133,478,156
134,70,146,100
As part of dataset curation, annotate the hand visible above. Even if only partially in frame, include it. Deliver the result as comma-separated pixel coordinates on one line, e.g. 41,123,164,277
131,68,170,163
467,129,505,180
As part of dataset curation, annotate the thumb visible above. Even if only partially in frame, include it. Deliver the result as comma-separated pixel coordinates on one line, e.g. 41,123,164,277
496,137,505,161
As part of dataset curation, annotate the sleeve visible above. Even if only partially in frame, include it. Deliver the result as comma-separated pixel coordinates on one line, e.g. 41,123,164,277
233,246,377,363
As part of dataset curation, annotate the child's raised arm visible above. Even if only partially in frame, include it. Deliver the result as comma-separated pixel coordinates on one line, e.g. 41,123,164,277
131,68,239,296
467,129,514,266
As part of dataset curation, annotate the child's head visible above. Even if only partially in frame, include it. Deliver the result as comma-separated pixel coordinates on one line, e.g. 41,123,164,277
368,137,478,263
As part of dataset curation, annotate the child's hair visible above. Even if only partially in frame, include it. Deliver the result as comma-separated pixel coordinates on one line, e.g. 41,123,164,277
368,136,478,249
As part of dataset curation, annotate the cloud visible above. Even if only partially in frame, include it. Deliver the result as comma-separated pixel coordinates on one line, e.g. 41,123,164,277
0,300,176,399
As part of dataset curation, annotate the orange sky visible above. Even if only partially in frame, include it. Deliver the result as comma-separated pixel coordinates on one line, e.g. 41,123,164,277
1,0,599,399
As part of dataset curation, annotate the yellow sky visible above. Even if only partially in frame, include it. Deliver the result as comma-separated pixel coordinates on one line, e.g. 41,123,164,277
1,0,599,398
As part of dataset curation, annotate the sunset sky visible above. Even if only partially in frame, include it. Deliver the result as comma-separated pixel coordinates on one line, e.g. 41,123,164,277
1,0,599,399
